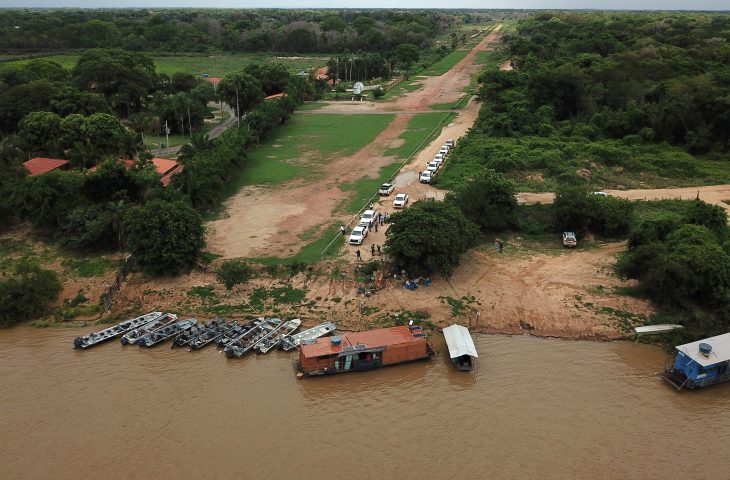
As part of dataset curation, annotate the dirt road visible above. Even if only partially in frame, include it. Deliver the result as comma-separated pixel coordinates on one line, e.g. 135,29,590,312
517,185,730,215
207,26,504,259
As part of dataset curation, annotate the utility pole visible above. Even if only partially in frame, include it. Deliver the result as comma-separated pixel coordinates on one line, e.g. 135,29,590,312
164,121,170,156
235,88,240,126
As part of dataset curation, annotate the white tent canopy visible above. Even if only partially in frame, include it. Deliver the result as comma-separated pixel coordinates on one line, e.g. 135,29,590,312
443,325,478,359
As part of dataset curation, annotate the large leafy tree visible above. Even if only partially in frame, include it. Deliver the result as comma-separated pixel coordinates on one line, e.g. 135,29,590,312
384,200,479,278
395,43,420,78
244,62,291,96
12,170,87,230
446,169,517,232
72,49,155,116
18,111,63,156
123,199,205,275
218,71,265,119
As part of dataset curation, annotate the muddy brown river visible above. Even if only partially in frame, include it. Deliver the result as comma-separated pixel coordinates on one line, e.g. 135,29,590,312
1,326,729,479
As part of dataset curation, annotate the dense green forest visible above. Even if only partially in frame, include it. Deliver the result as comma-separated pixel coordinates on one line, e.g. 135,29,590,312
441,12,730,192
0,9,509,53
436,12,730,343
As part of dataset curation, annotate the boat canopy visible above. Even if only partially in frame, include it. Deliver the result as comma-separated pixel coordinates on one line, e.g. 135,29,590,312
676,332,730,367
443,325,478,359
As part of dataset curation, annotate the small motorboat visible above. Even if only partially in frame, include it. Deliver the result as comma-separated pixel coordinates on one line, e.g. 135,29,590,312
189,319,230,350
224,318,282,358
280,321,336,351
74,312,163,349
634,324,684,335
217,319,260,348
137,319,197,347
257,318,302,354
121,313,177,345
172,318,225,348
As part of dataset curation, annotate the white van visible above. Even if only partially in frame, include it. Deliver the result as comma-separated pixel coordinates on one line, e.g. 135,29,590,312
420,170,434,183
426,161,439,173
439,146,449,157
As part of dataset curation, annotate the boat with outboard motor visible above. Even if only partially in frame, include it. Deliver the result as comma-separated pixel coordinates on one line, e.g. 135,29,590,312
257,318,302,354
217,319,261,348
172,318,226,348
137,318,197,347
224,318,283,358
189,319,230,350
121,313,177,345
280,321,336,351
74,311,163,349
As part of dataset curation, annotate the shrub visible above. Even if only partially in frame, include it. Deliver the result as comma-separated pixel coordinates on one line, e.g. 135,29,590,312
123,200,205,275
216,260,254,291
0,261,62,327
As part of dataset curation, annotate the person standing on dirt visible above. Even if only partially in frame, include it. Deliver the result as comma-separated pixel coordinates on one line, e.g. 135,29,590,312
374,222,378,233
340,225,346,236
498,239,504,254
377,245,382,255
355,249,361,262
371,244,375,257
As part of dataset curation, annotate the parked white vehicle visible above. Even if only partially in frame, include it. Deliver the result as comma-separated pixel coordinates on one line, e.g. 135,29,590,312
348,225,369,245
420,171,434,183
426,161,439,173
439,146,449,156
359,209,378,227
433,153,444,162
445,139,455,147
432,157,443,167
393,193,409,208
378,183,395,195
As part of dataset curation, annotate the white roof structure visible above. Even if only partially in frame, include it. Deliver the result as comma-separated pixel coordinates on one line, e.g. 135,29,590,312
443,325,478,359
676,332,730,367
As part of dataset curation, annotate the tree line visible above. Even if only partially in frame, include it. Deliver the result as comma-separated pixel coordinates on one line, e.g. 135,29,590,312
0,9,504,54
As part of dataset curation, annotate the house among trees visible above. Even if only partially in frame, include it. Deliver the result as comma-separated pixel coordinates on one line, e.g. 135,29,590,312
203,75,222,88
87,158,182,186
23,157,70,176
151,157,183,186
264,93,287,101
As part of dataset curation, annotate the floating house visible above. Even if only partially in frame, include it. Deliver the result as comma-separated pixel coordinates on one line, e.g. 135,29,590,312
442,324,478,371
662,332,730,391
297,325,433,377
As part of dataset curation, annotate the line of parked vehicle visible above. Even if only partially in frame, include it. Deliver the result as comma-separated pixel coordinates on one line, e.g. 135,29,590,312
347,138,456,245
420,138,454,184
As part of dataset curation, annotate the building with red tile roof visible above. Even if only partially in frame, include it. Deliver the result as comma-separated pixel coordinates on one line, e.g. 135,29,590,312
23,157,70,176
264,92,287,101
150,157,183,186
204,76,222,87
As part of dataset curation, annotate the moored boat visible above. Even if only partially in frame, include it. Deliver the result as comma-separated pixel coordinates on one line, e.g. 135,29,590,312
189,319,230,350
442,324,478,371
224,318,282,358
280,321,336,351
172,318,225,348
634,324,684,335
137,318,197,347
73,311,163,349
121,313,177,345
296,325,434,377
257,318,302,354
662,332,730,391
217,319,259,348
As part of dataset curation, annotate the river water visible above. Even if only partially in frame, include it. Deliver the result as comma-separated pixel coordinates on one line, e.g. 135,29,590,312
1,326,729,480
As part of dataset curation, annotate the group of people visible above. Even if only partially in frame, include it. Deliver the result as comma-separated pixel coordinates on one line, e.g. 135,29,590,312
354,244,383,262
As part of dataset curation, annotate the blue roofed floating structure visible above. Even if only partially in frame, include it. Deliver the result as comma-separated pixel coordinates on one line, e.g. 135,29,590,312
442,325,478,371
662,332,730,391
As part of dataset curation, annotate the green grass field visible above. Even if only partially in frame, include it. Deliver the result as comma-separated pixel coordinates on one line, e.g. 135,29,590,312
217,113,394,198
0,52,330,76
384,112,452,159
420,49,470,76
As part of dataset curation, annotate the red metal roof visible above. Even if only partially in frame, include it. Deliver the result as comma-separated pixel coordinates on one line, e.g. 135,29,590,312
300,326,425,358
23,157,70,176
150,157,179,176
205,77,222,86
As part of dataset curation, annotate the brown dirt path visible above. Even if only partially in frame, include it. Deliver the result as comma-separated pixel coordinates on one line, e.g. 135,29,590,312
517,185,730,216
